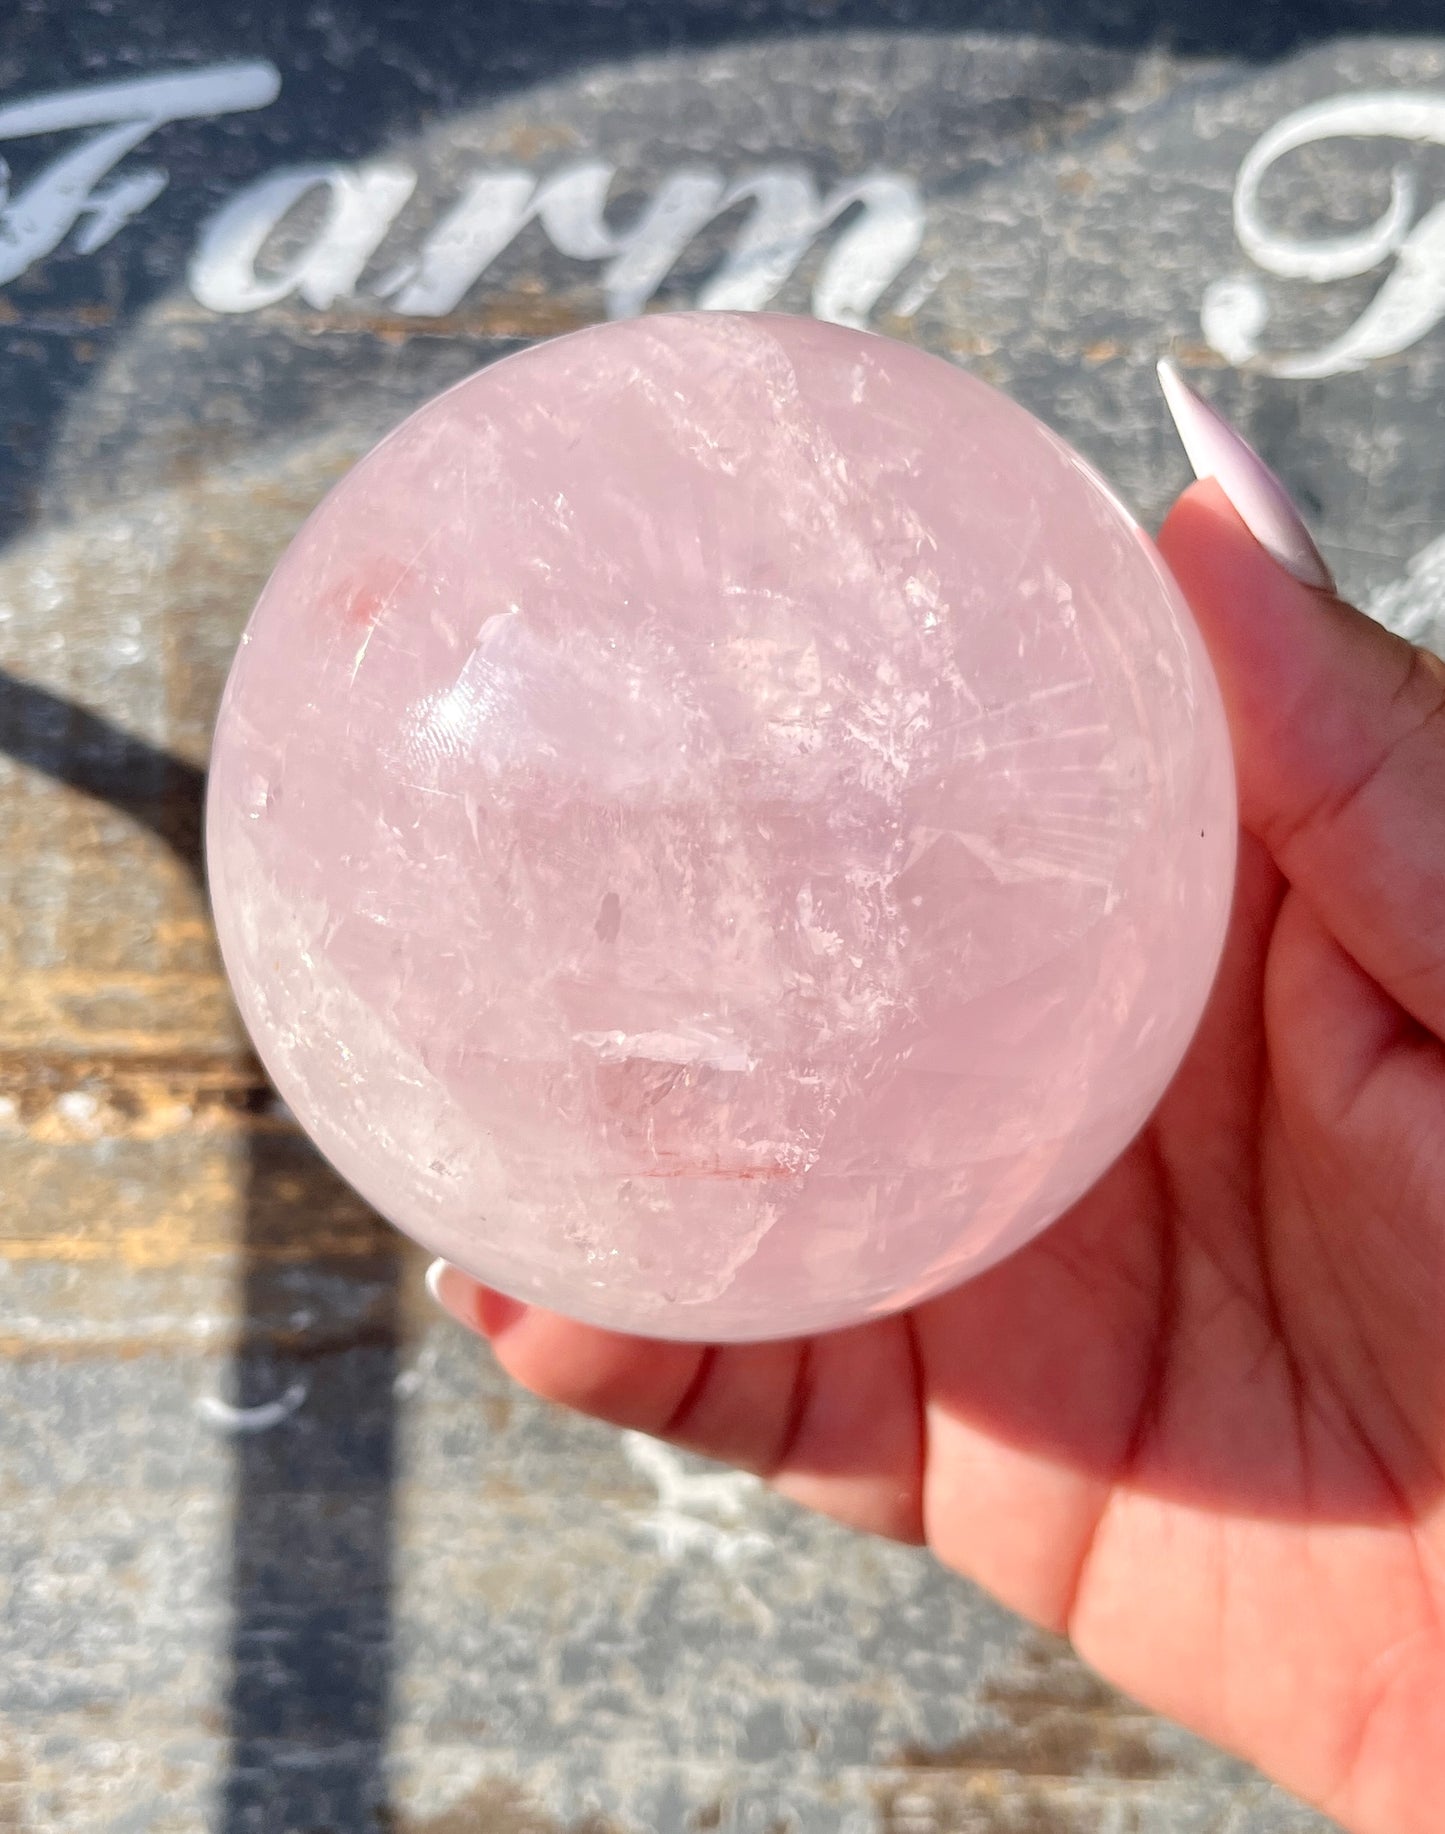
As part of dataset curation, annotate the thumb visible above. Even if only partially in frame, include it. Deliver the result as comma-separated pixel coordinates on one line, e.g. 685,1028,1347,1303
1158,473,1445,1040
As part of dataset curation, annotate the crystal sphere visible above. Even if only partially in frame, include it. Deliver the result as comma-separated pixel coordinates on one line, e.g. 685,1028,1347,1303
207,312,1236,1341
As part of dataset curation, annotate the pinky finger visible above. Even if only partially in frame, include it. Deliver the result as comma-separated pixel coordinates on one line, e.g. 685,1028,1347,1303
427,1261,707,1438
427,1263,926,1542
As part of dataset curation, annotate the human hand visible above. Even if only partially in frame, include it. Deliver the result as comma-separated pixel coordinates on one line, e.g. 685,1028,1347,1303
431,380,1445,1834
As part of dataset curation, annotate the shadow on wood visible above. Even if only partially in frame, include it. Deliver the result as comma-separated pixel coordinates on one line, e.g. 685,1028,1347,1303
0,665,402,1831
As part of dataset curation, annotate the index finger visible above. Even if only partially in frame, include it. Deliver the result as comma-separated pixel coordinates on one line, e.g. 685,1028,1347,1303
1159,479,1445,1040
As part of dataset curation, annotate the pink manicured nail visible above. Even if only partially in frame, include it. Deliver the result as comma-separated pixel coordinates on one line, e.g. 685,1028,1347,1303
1157,359,1336,594
425,1259,527,1340
425,1257,477,1328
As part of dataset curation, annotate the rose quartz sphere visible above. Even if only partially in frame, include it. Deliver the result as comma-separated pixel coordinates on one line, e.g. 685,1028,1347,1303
207,312,1236,1341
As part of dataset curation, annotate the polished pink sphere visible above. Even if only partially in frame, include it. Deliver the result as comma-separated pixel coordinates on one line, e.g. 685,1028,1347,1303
207,312,1235,1341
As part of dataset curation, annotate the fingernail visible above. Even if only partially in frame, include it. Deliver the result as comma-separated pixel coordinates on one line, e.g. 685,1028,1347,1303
425,1259,526,1340
425,1257,476,1328
1156,359,1336,594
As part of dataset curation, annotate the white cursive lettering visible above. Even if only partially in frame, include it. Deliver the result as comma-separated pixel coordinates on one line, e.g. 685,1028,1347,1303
1204,90,1445,377
189,162,417,311
0,63,280,285
189,154,926,327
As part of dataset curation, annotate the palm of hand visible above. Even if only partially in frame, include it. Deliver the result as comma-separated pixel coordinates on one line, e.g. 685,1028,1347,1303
910,826,1445,1834
454,487,1445,1834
